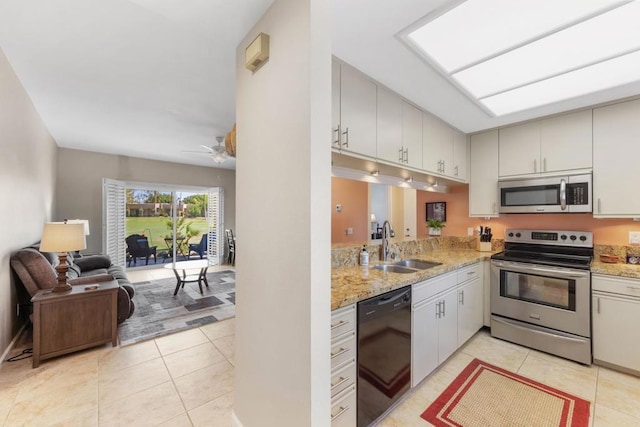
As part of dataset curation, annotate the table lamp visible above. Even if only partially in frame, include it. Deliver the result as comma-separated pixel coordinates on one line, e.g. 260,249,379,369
66,219,90,236
39,221,87,292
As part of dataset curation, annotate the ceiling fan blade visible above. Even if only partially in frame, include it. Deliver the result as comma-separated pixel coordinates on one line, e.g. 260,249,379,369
182,150,211,154
199,144,214,151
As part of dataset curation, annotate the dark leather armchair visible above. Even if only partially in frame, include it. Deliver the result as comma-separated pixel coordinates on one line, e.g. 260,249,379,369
188,233,208,259
125,234,157,266
10,248,135,324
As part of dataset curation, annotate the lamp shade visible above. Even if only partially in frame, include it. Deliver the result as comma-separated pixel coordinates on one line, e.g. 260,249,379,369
66,219,90,235
40,222,87,253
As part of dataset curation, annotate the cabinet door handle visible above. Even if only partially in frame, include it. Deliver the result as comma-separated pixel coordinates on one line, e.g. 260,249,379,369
331,320,347,330
543,157,547,172
598,198,602,213
534,158,537,173
404,148,409,164
331,405,350,422
333,125,341,148
454,165,459,176
436,301,441,318
459,290,464,305
331,376,350,390
399,147,404,163
596,297,600,314
331,347,348,359
342,127,349,148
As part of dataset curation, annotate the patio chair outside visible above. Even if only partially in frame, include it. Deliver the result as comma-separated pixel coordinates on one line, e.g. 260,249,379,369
188,233,208,259
125,234,157,266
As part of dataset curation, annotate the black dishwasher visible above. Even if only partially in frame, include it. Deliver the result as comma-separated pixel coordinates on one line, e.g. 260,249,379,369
357,286,411,427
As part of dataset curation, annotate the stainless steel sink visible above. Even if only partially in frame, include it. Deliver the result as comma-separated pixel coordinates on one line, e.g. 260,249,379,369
394,259,442,270
372,264,417,274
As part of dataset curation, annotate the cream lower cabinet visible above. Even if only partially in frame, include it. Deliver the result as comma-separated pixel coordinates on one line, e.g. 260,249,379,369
592,274,640,373
330,304,357,426
412,262,484,387
457,263,483,347
412,271,458,386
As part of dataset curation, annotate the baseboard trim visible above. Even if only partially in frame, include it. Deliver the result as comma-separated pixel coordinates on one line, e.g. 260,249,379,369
0,322,27,367
231,410,243,427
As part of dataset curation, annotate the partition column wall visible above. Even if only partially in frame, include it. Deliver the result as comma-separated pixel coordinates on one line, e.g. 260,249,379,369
234,0,331,425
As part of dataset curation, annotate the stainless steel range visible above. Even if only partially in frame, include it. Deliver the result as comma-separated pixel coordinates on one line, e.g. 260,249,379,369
490,229,593,365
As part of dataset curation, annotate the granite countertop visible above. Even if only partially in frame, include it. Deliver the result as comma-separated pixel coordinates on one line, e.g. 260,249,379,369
331,248,495,310
590,260,640,279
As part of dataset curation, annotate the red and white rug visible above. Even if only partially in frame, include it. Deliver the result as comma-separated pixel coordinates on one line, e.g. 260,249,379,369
421,358,591,427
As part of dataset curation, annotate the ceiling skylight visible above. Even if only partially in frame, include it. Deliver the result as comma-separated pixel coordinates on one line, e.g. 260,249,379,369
404,0,640,116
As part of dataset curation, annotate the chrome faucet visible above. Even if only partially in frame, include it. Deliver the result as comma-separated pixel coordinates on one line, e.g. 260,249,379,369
381,220,395,262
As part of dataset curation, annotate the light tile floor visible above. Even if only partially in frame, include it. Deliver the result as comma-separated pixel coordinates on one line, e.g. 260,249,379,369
379,330,640,427
1,264,639,426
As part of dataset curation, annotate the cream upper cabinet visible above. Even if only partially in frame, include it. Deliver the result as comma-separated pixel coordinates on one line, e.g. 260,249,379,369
540,110,592,173
498,121,541,177
334,63,377,158
376,86,403,164
452,129,468,181
331,61,341,150
402,101,423,169
499,110,592,177
423,112,453,175
593,99,640,217
469,130,499,217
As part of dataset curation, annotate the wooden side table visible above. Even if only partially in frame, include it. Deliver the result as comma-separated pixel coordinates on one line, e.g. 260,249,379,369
31,279,119,368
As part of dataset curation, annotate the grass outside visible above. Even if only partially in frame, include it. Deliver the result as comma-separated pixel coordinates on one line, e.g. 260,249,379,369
126,216,208,250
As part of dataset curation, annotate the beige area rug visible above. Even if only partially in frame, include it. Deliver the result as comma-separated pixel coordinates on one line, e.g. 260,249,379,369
421,358,591,427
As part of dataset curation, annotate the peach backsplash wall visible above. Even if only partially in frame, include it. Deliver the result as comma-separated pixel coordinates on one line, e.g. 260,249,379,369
332,177,368,243
418,186,638,245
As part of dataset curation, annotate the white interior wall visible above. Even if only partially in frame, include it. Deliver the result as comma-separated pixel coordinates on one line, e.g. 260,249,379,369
233,0,331,424
0,47,57,356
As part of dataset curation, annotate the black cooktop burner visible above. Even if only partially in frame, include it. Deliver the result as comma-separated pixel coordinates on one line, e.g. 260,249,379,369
491,242,593,270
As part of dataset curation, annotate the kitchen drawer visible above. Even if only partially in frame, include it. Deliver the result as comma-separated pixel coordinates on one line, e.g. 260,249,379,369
331,358,356,398
593,274,640,298
331,304,356,340
413,271,457,304
331,384,357,427
331,330,356,369
457,262,481,284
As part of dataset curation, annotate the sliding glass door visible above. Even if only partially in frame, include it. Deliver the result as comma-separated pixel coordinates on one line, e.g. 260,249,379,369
103,179,224,267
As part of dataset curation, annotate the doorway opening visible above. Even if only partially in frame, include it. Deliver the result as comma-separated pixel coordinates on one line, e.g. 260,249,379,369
103,179,224,270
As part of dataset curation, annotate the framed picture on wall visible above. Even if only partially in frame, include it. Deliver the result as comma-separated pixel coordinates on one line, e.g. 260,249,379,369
426,202,446,222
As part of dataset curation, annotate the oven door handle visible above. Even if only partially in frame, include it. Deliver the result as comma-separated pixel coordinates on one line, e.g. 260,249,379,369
492,317,587,344
491,260,588,278
560,178,567,211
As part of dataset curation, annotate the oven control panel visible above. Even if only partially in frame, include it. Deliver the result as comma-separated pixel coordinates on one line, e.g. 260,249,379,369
505,229,593,247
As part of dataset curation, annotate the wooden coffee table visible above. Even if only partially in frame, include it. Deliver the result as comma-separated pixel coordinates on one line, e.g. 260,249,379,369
164,259,209,295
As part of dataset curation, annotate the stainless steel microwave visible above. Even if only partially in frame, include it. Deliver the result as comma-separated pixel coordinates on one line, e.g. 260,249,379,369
498,173,592,213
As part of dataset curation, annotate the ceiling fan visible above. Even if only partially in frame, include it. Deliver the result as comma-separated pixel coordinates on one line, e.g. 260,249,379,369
184,136,228,163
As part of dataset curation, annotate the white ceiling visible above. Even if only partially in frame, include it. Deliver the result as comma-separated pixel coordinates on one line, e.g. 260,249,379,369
2,0,640,169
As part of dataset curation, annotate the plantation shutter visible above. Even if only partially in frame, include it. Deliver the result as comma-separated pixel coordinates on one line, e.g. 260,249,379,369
103,178,127,267
207,187,224,265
